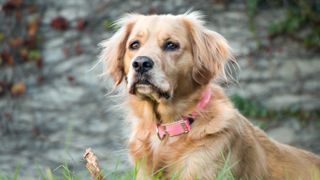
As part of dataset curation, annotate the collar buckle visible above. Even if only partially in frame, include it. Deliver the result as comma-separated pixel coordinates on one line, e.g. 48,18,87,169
155,87,211,141
156,119,191,141
180,120,190,134
156,124,166,140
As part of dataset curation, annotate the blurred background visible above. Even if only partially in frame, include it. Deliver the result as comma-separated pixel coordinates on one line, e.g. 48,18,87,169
0,0,319,179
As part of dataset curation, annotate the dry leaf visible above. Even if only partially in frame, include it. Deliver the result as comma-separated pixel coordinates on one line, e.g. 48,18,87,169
50,16,69,31
15,10,22,19
11,81,26,96
26,4,37,13
67,75,75,82
19,48,28,60
1,51,14,65
83,148,104,180
0,81,6,96
76,18,87,31
23,37,37,49
9,0,22,7
36,75,44,84
63,47,70,57
2,0,22,13
9,37,23,48
74,42,83,55
36,58,43,69
32,126,40,136
28,18,39,37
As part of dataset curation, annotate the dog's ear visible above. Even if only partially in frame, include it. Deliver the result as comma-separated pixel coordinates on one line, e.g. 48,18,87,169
99,15,139,85
182,12,231,85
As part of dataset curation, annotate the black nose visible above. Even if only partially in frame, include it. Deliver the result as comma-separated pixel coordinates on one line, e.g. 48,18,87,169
132,56,154,73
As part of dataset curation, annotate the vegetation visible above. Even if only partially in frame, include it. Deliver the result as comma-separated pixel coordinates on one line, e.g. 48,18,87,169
231,94,320,123
268,0,320,48
0,163,85,180
0,0,319,179
0,0,88,97
0,153,235,180
246,0,320,49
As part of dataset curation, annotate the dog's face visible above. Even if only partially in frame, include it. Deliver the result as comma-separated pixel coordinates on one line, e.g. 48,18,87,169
100,12,230,102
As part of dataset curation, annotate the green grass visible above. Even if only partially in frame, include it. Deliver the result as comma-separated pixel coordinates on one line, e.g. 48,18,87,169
0,154,236,180
215,152,236,180
0,163,20,180
1,163,87,180
230,94,320,122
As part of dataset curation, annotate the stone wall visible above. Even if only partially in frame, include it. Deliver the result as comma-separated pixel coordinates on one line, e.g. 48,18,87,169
0,0,319,178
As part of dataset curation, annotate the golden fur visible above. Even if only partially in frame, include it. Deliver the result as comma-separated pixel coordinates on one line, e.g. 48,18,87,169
100,12,320,179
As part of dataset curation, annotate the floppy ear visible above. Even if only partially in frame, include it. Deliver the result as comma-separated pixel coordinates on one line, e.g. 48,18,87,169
182,12,231,85
99,15,138,85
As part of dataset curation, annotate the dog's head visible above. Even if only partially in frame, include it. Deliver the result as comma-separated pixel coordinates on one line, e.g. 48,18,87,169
100,12,230,102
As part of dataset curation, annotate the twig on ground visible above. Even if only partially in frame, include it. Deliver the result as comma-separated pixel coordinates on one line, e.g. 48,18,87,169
83,148,104,180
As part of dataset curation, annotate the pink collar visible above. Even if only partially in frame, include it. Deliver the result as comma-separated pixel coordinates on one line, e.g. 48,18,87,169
156,87,212,140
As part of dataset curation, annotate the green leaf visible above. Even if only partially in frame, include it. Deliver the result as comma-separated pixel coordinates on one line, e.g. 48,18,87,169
28,49,41,61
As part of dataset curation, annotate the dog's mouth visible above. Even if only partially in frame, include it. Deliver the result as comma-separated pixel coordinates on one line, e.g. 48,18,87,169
129,78,171,100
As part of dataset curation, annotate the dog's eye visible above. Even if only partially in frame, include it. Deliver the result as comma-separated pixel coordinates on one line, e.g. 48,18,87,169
129,40,140,50
163,41,179,51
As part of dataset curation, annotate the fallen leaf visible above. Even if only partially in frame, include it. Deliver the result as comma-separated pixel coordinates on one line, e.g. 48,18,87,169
148,6,158,14
32,126,41,136
36,75,44,84
27,18,39,37
74,42,83,55
11,81,26,96
15,10,22,19
2,0,22,13
67,75,75,82
19,48,28,60
26,4,37,13
0,81,6,96
63,47,70,57
23,37,37,49
1,51,14,65
76,18,87,31
9,37,23,48
0,86,3,95
50,16,69,31
36,58,43,69
9,0,22,7
2,3,16,13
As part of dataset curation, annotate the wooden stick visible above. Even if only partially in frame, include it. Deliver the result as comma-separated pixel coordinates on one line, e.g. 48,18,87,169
83,148,104,180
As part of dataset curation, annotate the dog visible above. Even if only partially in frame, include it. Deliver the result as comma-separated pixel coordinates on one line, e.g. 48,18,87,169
99,12,320,179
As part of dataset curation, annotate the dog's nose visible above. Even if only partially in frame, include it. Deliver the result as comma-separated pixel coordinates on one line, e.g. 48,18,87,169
132,56,154,73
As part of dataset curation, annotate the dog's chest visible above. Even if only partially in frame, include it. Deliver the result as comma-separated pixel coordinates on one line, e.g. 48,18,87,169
128,116,198,177
129,124,182,160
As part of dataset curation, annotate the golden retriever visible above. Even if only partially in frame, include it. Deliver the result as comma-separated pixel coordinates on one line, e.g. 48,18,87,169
99,12,320,179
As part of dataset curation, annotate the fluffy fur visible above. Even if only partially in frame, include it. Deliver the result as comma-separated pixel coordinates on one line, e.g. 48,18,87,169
100,12,320,179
